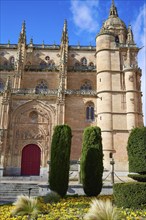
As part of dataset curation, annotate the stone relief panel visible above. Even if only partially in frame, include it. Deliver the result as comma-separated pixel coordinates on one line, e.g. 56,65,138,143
16,108,50,124
8,100,57,168
15,127,44,140
11,100,29,112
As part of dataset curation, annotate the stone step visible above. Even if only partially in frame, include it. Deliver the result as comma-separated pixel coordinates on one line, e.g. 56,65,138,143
0,183,39,200
1,176,47,181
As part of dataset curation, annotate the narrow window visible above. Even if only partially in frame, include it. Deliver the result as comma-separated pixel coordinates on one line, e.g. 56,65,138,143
115,35,119,43
88,62,94,67
9,56,15,65
86,103,94,121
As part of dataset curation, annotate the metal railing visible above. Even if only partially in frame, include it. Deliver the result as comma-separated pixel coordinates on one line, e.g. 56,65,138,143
24,65,60,72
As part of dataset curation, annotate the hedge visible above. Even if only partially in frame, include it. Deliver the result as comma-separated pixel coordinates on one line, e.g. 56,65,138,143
128,174,146,182
113,182,146,208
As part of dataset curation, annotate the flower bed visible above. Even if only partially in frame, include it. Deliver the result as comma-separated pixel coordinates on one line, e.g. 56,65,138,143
0,195,146,220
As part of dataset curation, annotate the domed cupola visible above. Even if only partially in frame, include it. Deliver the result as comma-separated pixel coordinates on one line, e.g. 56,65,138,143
100,0,127,44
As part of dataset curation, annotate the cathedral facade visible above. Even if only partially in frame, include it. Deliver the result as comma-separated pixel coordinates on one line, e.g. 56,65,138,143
0,1,143,177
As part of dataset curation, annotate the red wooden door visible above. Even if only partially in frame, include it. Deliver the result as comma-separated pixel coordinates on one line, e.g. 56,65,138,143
21,144,41,176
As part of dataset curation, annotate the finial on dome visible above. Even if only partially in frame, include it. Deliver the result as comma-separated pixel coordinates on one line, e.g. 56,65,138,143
109,0,118,17
112,0,115,6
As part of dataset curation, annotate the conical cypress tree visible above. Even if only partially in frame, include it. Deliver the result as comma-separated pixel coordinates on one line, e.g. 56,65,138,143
80,126,103,196
49,125,72,197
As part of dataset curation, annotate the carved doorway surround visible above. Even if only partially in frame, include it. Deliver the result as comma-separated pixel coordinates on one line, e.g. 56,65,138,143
21,144,41,176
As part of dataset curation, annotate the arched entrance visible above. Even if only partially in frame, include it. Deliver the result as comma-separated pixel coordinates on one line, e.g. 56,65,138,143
21,144,41,176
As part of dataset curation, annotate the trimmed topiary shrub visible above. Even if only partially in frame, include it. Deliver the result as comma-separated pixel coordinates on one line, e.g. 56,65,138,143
49,124,72,197
128,174,146,182
127,126,146,174
113,182,146,208
80,126,103,196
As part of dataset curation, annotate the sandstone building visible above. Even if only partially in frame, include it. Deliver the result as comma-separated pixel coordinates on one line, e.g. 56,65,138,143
0,0,143,177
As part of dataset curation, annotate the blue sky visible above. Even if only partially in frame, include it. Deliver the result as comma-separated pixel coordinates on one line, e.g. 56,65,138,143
0,0,146,124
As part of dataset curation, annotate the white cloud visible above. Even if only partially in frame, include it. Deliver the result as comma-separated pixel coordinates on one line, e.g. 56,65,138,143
132,4,146,125
70,0,99,33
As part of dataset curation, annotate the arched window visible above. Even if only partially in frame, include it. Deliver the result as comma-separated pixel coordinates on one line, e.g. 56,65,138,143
80,81,92,90
115,35,119,43
86,102,94,121
0,79,4,92
75,62,80,66
81,57,87,66
9,56,15,65
36,80,48,94
40,61,47,67
89,62,94,67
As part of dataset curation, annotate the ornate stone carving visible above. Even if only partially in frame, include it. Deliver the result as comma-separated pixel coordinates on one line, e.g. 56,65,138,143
16,128,44,140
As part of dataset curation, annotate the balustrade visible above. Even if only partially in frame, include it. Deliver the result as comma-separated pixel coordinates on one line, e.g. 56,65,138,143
0,65,15,71
24,65,59,72
68,65,96,72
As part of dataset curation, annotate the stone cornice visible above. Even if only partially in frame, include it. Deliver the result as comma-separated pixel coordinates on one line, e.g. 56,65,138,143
0,43,96,51
97,112,143,115
97,70,122,74
95,48,119,56
97,90,141,94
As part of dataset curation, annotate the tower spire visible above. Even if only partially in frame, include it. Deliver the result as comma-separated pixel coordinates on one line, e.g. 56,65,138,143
126,25,135,44
109,0,118,17
61,19,68,44
63,19,67,32
21,20,26,34
18,20,26,44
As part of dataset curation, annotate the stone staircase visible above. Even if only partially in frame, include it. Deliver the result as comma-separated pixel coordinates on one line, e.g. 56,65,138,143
0,182,39,203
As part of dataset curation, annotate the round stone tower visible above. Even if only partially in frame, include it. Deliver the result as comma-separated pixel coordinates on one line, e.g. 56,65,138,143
95,0,143,171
